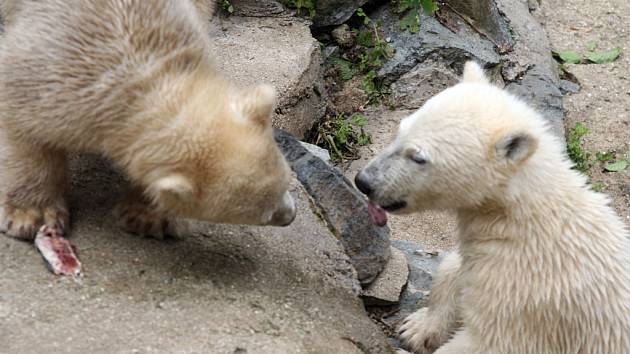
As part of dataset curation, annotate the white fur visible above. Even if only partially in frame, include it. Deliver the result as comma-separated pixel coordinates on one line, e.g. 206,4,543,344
360,62,630,353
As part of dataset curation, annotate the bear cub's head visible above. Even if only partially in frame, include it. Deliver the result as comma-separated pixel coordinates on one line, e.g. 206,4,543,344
356,61,549,220
135,83,296,227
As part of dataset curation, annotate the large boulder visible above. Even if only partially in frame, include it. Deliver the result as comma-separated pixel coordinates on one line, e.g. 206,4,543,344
370,1,563,136
275,129,392,285
312,0,369,28
209,11,326,138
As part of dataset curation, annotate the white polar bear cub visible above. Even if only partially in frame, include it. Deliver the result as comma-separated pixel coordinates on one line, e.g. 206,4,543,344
355,62,630,354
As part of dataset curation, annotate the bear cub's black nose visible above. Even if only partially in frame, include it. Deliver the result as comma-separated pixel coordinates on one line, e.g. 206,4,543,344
354,172,374,196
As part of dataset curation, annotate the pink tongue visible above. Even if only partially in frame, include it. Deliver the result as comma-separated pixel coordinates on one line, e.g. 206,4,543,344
368,201,388,227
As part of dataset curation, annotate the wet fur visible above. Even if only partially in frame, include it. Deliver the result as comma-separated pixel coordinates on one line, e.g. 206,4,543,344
0,0,294,240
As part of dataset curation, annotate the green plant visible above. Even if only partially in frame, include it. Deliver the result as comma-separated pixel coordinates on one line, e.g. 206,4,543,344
281,0,316,18
395,0,439,33
594,150,629,172
552,45,621,65
596,151,615,163
332,58,358,81
353,9,394,103
314,113,372,161
567,122,592,174
591,182,606,192
219,0,234,14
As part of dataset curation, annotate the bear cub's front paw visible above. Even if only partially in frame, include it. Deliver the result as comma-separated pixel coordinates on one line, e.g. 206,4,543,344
399,308,451,354
114,201,178,240
0,204,69,241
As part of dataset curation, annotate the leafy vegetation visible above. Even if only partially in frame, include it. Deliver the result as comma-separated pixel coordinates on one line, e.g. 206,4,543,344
552,43,621,65
585,48,621,64
567,123,629,176
567,122,592,174
552,50,582,64
281,0,316,18
329,8,394,103
219,0,234,14
314,113,372,161
395,0,439,33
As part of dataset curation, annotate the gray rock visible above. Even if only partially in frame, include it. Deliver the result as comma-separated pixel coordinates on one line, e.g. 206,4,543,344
331,24,355,48
447,0,514,50
373,7,501,83
391,59,460,110
498,0,564,136
275,129,391,285
559,79,581,94
362,247,409,305
506,69,564,137
312,0,369,28
209,15,326,138
230,0,286,17
300,141,331,163
385,240,444,326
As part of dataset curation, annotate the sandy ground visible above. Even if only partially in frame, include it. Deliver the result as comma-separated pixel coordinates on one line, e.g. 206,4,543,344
541,0,630,222
343,0,630,251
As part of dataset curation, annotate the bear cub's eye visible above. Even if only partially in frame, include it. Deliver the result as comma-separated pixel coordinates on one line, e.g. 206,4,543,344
410,153,428,165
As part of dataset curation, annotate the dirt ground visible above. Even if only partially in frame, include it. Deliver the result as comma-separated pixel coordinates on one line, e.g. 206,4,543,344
541,0,630,222
344,0,629,251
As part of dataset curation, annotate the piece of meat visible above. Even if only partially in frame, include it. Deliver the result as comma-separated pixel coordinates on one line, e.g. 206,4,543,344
34,226,82,277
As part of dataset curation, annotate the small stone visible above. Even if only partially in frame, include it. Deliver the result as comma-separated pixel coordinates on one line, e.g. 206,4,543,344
362,248,409,305
559,79,581,94
299,142,331,163
379,240,444,327
331,24,355,48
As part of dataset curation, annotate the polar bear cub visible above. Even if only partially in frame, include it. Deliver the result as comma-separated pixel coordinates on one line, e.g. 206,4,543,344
0,0,296,240
356,62,630,353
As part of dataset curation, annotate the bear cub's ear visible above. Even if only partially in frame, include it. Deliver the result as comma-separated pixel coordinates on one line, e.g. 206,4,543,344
462,61,489,84
238,84,276,126
494,132,539,165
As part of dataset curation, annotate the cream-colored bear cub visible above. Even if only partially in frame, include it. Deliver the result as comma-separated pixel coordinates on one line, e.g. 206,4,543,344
356,62,630,353
0,0,296,240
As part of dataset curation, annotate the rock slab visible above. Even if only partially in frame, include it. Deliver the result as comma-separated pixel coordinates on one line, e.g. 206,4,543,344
209,14,326,138
385,240,444,326
312,0,369,28
0,154,394,353
362,247,409,305
275,129,391,285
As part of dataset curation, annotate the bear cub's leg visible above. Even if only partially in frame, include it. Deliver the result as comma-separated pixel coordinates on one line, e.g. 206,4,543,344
0,141,69,240
114,186,179,239
399,251,463,353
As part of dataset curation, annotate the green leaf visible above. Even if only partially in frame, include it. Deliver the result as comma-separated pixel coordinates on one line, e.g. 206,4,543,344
397,0,413,13
625,151,630,161
585,48,621,64
356,30,374,47
357,133,372,146
585,41,598,51
356,7,371,25
400,8,420,33
332,58,358,81
596,151,615,162
591,182,606,192
351,113,368,127
604,160,628,172
571,122,589,138
420,0,439,14
552,50,582,64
